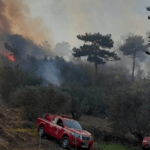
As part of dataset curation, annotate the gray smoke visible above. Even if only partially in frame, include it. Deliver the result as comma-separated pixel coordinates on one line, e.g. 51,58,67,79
25,0,150,47
3,34,61,86
38,61,61,86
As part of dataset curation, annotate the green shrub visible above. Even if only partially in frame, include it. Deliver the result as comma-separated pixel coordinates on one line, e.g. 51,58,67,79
108,82,149,141
9,85,70,122
63,85,107,119
99,144,136,150
0,66,43,102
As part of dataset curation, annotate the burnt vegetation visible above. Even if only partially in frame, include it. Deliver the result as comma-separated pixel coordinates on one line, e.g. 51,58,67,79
0,31,150,147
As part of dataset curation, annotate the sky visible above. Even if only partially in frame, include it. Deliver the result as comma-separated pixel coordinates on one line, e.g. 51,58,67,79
24,0,150,48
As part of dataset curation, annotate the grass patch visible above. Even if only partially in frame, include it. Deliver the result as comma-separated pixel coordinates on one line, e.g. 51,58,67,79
99,144,137,150
6,128,37,136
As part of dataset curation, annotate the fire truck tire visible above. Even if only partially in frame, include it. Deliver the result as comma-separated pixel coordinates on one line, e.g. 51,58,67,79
38,126,45,137
61,136,69,149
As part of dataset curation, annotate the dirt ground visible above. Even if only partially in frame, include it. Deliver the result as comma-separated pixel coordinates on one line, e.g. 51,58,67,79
0,107,103,150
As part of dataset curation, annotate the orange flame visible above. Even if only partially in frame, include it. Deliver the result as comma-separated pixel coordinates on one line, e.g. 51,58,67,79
3,52,15,62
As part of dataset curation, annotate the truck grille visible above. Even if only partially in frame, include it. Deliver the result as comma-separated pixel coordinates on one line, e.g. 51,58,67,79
82,136,90,141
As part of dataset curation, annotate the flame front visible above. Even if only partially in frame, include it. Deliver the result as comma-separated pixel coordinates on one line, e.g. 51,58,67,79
4,52,15,62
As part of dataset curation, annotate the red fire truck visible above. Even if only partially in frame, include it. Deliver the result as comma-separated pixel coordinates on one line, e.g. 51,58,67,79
36,114,94,149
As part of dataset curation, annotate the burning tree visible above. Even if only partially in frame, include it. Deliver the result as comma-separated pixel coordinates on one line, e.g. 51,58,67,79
72,33,120,85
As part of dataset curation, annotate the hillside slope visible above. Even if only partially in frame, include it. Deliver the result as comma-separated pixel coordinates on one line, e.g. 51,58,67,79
0,107,103,150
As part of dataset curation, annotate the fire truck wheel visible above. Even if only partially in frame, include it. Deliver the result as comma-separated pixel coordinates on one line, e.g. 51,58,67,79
38,126,45,137
61,136,69,149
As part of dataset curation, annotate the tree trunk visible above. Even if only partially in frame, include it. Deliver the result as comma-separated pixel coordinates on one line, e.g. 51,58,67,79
95,63,98,86
132,53,136,82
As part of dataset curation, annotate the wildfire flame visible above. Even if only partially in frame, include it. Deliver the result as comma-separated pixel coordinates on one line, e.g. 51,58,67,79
3,52,15,62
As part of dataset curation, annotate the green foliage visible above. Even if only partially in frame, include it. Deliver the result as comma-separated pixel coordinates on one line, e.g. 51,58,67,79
99,144,136,150
0,67,17,101
81,86,107,115
9,85,70,122
108,81,150,141
21,72,43,86
0,66,42,101
55,57,94,86
77,33,114,48
63,84,107,119
119,35,148,57
72,33,120,85
72,33,120,65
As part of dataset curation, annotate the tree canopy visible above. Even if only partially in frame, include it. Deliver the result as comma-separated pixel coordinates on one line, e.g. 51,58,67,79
119,35,148,81
73,33,119,65
120,36,147,56
72,33,120,85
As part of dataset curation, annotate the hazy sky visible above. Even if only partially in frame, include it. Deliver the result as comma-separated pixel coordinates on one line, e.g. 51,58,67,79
24,0,150,47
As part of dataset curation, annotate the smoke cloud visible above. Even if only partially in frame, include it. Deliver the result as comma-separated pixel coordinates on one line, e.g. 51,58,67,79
26,0,149,47
0,0,53,45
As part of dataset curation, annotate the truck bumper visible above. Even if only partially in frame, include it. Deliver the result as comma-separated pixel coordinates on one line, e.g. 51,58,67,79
69,136,93,148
